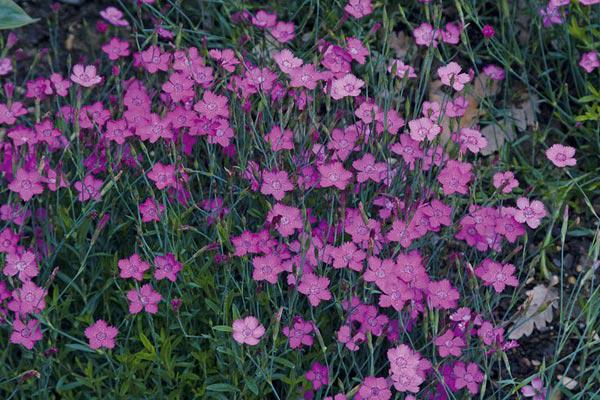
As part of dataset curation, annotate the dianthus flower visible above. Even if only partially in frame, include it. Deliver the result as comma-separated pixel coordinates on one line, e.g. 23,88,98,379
282,316,314,349
70,64,102,87
318,162,353,190
330,73,364,100
475,260,519,293
493,171,519,193
4,249,38,282
8,168,44,202
118,253,150,281
261,170,294,200
148,163,176,190
513,197,547,229
153,253,182,282
434,330,465,357
127,284,162,314
545,144,576,168
305,362,329,390
10,318,43,349
453,362,484,395
298,273,332,306
232,316,265,345
85,320,118,349
438,62,471,91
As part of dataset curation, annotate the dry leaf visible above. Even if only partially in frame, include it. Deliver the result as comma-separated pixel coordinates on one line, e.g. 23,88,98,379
509,284,559,340
388,31,410,59
480,120,515,155
509,94,541,132
557,375,578,390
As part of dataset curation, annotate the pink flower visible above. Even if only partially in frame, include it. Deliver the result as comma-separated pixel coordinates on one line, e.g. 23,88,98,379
268,203,303,237
408,117,441,142
153,253,182,282
514,197,547,229
127,284,162,314
0,57,12,76
194,91,229,120
352,153,387,183
438,62,471,91
330,242,365,271
434,330,465,357
579,51,599,73
387,344,429,393
148,163,176,190
265,126,294,151
413,23,438,47
331,73,364,100
8,168,44,201
3,250,38,282
269,21,296,43
139,198,165,223
344,0,373,18
298,273,332,306
521,377,546,400
437,160,473,196
74,175,103,202
358,376,391,400
427,279,459,309
475,260,519,293
50,73,72,96
70,64,102,87
251,10,277,28
0,228,19,253
493,171,519,193
346,37,369,64
84,319,118,350
545,144,576,168
261,170,294,200
457,127,487,154
136,45,171,74
306,362,329,390
104,118,132,144
273,49,303,73
288,63,324,90
387,59,417,79
102,37,130,61
483,64,505,81
10,318,43,349
100,6,129,27
208,48,239,72
118,253,150,281
318,162,353,190
162,72,195,103
453,362,484,395
8,280,47,315
252,254,282,284
0,102,27,125
482,24,495,38
282,316,314,349
232,316,265,345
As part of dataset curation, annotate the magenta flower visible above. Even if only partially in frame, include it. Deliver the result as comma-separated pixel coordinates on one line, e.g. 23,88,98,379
413,22,438,47
521,376,546,400
331,73,364,100
493,171,519,193
10,318,43,349
252,254,282,284
298,273,332,306
457,127,487,154
8,168,44,201
437,160,473,196
99,6,129,27
118,253,150,281
483,64,505,81
346,37,369,64
273,49,303,73
251,10,277,28
475,260,519,293
482,24,495,38
408,117,441,142
434,330,465,357
305,361,329,390
267,203,303,237
427,279,459,309
153,253,182,282
102,37,130,61
269,21,296,43
3,250,38,282
232,316,265,345
136,45,171,74
387,59,417,79
261,170,294,200
579,51,599,73
265,126,294,151
70,64,102,88
514,197,547,229
545,144,576,168
357,376,391,400
282,317,314,349
387,344,428,393
331,241,365,271
74,175,103,202
148,163,176,190
84,319,118,350
344,0,373,19
139,198,165,223
194,91,229,120
127,284,162,314
352,153,387,183
0,228,19,253
438,62,471,91
289,63,324,90
7,280,47,315
162,72,195,103
318,162,353,190
453,362,484,394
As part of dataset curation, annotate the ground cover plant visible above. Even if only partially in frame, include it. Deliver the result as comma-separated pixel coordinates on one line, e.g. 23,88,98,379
0,0,598,398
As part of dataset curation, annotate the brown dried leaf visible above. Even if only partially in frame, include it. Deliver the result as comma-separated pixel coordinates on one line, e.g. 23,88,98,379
480,120,515,155
509,94,541,132
388,31,410,59
509,284,559,340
